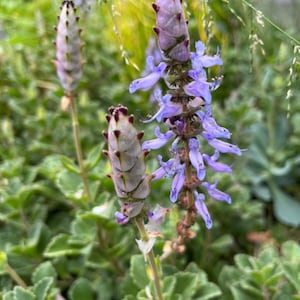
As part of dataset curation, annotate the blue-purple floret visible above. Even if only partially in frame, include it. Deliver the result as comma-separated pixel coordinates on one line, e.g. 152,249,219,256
129,57,167,93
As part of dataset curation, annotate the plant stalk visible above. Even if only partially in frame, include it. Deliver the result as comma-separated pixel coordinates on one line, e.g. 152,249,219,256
135,217,163,300
69,94,92,202
5,263,27,289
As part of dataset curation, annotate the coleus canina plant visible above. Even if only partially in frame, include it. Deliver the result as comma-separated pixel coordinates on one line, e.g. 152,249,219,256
129,0,242,253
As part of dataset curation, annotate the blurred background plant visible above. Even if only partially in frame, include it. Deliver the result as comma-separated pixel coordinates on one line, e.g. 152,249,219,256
0,0,299,299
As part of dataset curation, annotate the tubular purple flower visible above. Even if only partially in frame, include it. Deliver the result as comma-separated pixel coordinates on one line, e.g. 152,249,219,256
142,127,175,150
152,156,175,180
203,151,232,173
54,1,82,94
184,80,212,104
202,181,231,204
200,114,231,139
202,134,242,156
194,191,212,229
191,41,223,71
143,93,182,123
115,211,129,224
170,164,185,203
148,205,170,228
129,58,167,93
188,138,206,181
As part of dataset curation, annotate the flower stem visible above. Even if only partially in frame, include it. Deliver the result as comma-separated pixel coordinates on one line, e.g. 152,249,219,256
5,263,27,289
69,94,92,202
134,217,163,300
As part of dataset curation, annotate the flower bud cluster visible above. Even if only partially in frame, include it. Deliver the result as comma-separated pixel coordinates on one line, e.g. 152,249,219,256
103,105,152,224
129,0,241,238
153,0,190,62
54,1,82,94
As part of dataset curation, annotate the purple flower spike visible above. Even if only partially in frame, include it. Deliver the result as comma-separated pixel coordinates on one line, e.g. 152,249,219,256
202,181,231,204
203,151,232,173
203,135,242,156
191,41,223,71
194,191,212,229
142,127,175,150
129,57,167,93
188,138,206,181
170,164,185,203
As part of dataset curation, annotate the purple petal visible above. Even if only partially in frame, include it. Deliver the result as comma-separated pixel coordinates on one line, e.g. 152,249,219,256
203,153,232,173
142,127,174,150
115,211,129,224
152,156,175,180
148,205,170,227
129,61,167,93
202,117,231,139
194,191,212,229
191,41,223,70
188,138,206,180
184,80,212,104
204,137,242,156
170,165,185,203
202,181,231,204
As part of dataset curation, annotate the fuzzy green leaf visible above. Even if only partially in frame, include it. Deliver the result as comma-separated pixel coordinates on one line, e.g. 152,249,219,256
32,261,57,285
194,282,222,299
31,277,53,300
44,234,82,257
130,255,149,289
68,278,94,300
14,286,36,300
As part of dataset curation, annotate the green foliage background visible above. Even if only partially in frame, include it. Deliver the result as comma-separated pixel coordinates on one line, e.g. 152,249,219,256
0,0,299,299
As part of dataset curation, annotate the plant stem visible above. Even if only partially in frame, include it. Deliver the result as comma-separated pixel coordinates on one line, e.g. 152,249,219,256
69,94,92,202
134,217,163,300
5,263,27,289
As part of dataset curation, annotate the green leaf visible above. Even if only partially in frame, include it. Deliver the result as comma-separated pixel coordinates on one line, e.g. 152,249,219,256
32,261,57,285
31,277,53,300
271,183,300,227
194,282,222,300
14,286,36,300
44,234,82,257
230,285,261,300
234,254,255,271
70,214,97,245
3,291,15,300
85,144,104,170
171,272,198,298
56,171,84,201
281,241,300,262
68,278,94,300
130,255,149,289
38,155,64,180
162,276,176,295
60,156,80,174
282,263,300,291
209,234,234,253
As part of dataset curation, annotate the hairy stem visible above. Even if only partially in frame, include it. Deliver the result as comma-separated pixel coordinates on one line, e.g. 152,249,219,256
69,94,92,202
135,217,163,300
5,263,27,289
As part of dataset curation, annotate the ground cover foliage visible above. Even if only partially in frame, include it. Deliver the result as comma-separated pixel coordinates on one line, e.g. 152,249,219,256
0,0,299,299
